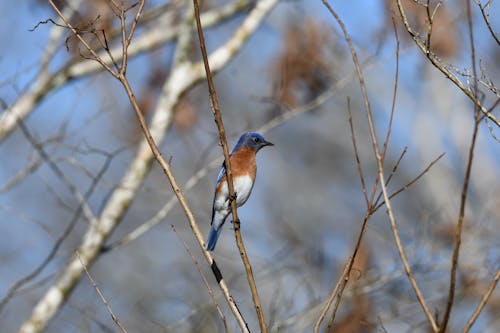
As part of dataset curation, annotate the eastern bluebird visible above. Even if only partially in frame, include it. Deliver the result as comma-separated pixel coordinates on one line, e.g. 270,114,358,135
206,132,273,251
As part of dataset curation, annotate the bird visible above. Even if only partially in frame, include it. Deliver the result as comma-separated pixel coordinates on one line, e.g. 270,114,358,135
206,132,273,251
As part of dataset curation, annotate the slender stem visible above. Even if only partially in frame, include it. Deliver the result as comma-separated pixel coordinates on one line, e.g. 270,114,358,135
76,252,128,333
191,0,267,331
461,268,500,333
440,1,480,330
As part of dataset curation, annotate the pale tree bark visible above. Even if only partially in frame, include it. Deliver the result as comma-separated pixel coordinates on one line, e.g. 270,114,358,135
17,1,278,332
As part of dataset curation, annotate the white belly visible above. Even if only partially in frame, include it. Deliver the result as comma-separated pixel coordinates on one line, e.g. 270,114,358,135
214,175,254,211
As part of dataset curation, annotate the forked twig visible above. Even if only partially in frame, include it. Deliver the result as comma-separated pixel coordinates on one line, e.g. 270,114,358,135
395,0,500,128
321,1,438,331
76,252,128,333
0,145,116,314
373,152,445,212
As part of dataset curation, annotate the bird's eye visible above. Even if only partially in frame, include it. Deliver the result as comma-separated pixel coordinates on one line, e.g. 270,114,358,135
253,137,260,143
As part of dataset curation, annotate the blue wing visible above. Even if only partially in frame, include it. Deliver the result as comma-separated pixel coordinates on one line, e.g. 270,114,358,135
216,162,226,186
211,158,228,225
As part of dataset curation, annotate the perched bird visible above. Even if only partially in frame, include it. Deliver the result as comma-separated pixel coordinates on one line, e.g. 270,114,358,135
206,132,273,251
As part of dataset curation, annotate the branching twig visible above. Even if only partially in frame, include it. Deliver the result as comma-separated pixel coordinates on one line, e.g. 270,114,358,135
17,119,98,226
0,146,115,314
0,0,252,142
373,152,445,212
395,0,500,128
347,101,369,208
321,1,439,331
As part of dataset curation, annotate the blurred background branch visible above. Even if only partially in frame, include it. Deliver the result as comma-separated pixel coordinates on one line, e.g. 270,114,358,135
0,0,498,332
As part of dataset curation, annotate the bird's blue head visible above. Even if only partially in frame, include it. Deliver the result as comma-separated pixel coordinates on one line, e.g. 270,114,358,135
232,132,273,153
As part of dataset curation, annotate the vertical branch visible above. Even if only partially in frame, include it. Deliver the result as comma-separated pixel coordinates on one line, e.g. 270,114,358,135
440,1,480,331
347,101,370,208
191,0,268,332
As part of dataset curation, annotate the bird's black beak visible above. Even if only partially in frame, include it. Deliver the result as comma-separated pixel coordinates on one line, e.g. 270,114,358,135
262,140,274,147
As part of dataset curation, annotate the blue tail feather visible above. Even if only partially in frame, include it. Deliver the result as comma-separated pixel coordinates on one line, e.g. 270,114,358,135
206,225,222,251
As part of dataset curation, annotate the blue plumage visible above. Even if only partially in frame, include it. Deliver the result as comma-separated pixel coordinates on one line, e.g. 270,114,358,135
206,132,273,251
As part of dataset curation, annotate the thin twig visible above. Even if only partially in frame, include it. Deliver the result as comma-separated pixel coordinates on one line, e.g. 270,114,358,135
192,0,268,332
313,259,351,332
461,268,500,333
76,252,128,333
381,16,400,163
347,102,369,208
16,119,98,226
0,147,116,313
0,156,42,193
440,1,480,331
373,147,407,209
476,1,500,45
171,225,229,333
395,0,500,128
48,1,118,77
373,152,445,212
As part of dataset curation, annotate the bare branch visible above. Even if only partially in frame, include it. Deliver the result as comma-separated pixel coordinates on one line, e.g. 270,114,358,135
461,268,500,333
192,0,268,331
76,252,128,333
373,152,445,212
347,102,369,208
440,1,481,330
0,156,42,193
0,0,252,142
476,0,500,45
0,146,116,314
321,1,439,331
48,0,118,77
313,259,351,332
395,0,500,128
